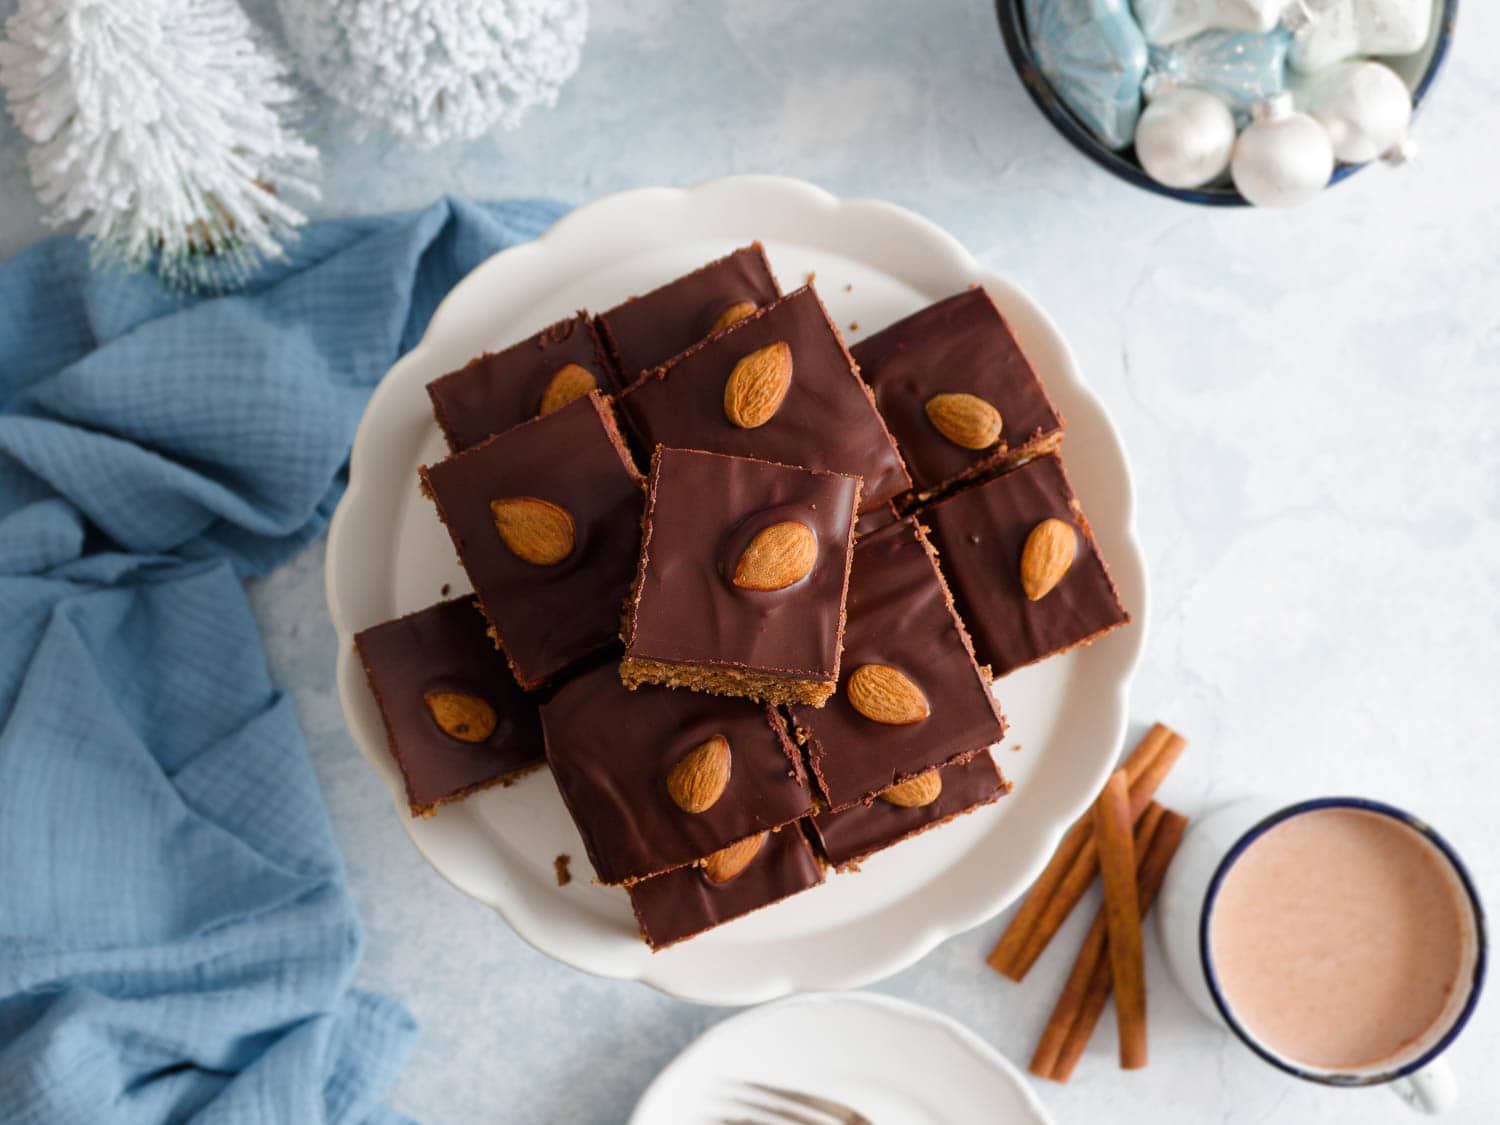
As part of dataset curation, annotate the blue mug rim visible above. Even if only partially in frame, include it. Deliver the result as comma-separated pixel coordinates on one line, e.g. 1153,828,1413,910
1196,796,1487,1086
994,0,1459,206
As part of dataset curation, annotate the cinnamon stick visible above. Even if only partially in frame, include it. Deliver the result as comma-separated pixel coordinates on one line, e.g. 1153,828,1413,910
1050,810,1189,1082
986,817,1090,975
1125,727,1187,820
1095,770,1146,1069
990,726,1188,984
1009,837,1103,979
997,724,1186,980
1029,802,1165,1079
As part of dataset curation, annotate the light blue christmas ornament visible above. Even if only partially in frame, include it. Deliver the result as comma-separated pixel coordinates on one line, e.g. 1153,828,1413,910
1145,28,1291,122
1026,0,1150,150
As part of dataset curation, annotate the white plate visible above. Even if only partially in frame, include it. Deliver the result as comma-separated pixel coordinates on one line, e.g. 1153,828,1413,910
326,175,1146,1005
629,991,1055,1125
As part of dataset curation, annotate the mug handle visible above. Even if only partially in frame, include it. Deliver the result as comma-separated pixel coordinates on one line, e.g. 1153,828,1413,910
1388,1059,1458,1115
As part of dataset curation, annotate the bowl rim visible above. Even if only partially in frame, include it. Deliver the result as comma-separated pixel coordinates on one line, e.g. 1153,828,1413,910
994,0,1459,207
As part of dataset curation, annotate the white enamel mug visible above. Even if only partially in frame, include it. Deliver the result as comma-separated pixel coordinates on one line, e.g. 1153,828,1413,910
1156,797,1486,1115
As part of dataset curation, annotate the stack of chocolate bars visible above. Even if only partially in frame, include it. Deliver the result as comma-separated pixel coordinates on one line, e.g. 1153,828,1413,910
355,244,1130,950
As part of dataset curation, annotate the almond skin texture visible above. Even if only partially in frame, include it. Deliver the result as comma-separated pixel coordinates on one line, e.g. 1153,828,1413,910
880,770,943,808
846,664,931,725
423,691,497,743
666,735,731,813
925,392,1003,451
538,363,597,416
490,497,575,566
723,341,793,428
710,300,758,334
731,520,818,591
702,832,766,884
1020,517,1076,601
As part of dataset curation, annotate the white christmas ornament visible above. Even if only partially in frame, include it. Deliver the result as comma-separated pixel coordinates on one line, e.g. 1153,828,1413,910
1294,59,1412,163
279,0,588,147
1290,0,1432,73
1230,93,1334,206
0,0,316,288
1133,0,1289,46
1135,86,1238,188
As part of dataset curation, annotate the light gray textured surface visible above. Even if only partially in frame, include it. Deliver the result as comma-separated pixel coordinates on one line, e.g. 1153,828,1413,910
4,1,1497,1121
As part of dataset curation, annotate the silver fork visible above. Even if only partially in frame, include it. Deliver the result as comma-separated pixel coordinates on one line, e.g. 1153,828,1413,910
716,1080,873,1125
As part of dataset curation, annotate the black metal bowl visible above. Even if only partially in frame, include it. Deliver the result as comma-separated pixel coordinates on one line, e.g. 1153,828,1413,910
995,0,1458,205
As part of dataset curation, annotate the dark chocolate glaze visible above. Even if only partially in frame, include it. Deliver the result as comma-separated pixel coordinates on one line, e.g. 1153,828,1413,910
617,286,912,512
921,454,1129,677
540,661,813,885
810,753,1009,869
851,289,1063,496
854,501,900,538
420,393,643,689
427,312,619,452
787,517,1006,811
627,824,823,950
625,447,859,680
596,243,782,379
355,598,544,814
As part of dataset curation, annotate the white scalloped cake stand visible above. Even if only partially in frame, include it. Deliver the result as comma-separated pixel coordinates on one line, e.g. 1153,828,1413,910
326,175,1147,1005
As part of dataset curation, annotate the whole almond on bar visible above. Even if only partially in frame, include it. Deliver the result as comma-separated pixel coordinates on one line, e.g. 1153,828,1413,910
925,392,1003,451
490,497,575,566
702,832,766,884
846,664,931,725
710,300,757,334
732,520,817,591
423,691,497,743
880,770,943,808
723,341,793,428
1020,517,1076,601
538,363,597,416
666,734,732,813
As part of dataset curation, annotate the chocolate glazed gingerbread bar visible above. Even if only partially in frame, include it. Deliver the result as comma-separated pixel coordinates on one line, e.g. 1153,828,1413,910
419,392,643,690
809,753,1011,870
620,446,861,708
616,285,911,513
540,661,813,886
851,288,1064,500
426,311,620,452
787,517,1005,811
595,242,782,380
627,824,825,950
920,453,1129,677
355,597,545,816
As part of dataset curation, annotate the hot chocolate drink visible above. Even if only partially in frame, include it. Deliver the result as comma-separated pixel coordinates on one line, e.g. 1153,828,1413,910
1209,806,1476,1072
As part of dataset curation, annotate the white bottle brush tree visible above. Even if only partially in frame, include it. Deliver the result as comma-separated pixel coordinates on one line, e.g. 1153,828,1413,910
0,0,317,289
276,0,588,147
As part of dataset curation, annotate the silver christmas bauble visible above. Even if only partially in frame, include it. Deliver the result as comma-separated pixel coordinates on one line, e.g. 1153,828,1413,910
1231,93,1334,207
1135,86,1238,188
1295,59,1413,164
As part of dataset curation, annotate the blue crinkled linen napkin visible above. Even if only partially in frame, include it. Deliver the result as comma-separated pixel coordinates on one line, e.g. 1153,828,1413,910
0,197,567,1124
